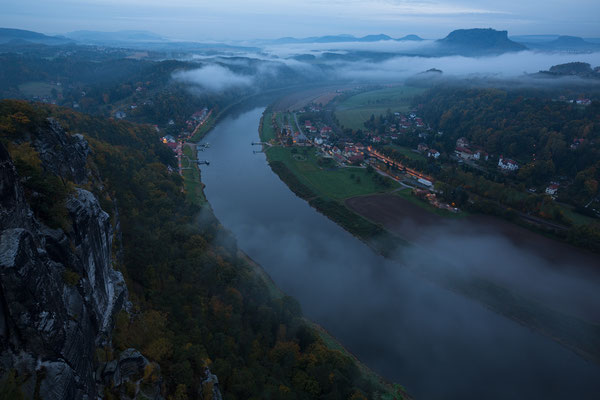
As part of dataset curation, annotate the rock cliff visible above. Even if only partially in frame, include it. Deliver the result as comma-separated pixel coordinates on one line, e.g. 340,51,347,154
0,119,161,399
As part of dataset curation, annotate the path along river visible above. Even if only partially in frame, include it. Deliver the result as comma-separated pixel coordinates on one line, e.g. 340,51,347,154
198,104,600,399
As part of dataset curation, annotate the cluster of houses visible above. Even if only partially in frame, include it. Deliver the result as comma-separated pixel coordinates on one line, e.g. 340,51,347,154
273,114,370,166
160,134,183,174
454,137,489,162
113,102,152,120
280,122,308,145
453,136,520,172
185,108,209,131
328,143,366,165
303,120,333,144
370,112,434,145
161,134,178,151
417,143,440,159
557,96,592,106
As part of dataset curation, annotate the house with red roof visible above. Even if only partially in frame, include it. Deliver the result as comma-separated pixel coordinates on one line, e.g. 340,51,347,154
498,156,519,171
455,147,474,160
545,184,559,196
427,149,440,159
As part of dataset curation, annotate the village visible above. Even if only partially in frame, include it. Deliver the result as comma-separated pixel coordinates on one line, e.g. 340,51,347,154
264,105,463,213
262,100,582,214
159,107,212,175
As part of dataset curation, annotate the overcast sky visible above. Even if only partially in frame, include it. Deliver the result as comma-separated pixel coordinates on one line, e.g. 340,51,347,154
2,0,599,41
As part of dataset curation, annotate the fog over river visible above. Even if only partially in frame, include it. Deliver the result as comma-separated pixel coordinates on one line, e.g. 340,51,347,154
198,104,600,399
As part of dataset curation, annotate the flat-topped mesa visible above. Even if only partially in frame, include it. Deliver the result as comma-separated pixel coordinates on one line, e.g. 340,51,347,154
437,28,527,55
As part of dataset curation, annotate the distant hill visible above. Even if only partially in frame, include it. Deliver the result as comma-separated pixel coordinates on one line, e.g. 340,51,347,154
359,34,393,42
523,36,600,52
539,62,600,79
510,34,561,43
436,28,527,55
65,30,167,44
0,27,72,45
267,34,411,45
397,34,424,41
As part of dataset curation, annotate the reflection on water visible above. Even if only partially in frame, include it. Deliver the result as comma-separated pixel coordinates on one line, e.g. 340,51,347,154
199,105,600,399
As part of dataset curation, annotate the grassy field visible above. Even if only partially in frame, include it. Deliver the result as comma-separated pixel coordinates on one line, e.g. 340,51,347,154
559,204,598,226
260,113,277,142
335,86,425,130
182,145,206,205
18,81,59,97
336,108,394,131
266,146,399,201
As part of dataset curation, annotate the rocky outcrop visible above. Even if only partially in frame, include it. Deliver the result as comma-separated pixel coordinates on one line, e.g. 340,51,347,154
34,118,90,184
100,348,163,400
436,28,527,55
0,140,99,398
199,367,223,400
0,123,156,399
66,188,128,338
0,144,34,232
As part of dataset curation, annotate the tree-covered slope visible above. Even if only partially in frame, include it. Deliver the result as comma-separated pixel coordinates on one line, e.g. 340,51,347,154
0,100,399,399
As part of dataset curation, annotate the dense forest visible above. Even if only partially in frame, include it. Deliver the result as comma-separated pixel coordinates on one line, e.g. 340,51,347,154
416,88,600,198
0,44,318,129
0,100,398,399
355,87,600,252
415,88,600,250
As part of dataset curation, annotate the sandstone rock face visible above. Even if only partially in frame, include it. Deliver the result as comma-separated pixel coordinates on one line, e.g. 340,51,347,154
66,188,128,338
0,130,143,399
101,348,164,400
34,118,90,184
199,367,223,400
0,141,100,398
0,143,34,232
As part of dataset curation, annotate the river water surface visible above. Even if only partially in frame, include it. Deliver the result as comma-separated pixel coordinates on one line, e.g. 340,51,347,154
198,105,600,399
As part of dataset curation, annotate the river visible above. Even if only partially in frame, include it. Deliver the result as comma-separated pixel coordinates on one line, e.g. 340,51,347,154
198,104,600,399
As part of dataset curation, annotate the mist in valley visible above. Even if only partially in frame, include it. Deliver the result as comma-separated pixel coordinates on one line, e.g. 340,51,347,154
196,105,600,399
172,43,600,96
2,1,600,398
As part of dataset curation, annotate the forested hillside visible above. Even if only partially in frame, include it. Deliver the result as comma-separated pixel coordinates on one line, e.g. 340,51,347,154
417,88,600,204
0,100,397,399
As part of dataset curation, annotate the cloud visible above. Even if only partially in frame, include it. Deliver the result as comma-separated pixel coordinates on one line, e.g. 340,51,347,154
262,39,436,58
199,115,600,398
326,51,600,81
172,64,254,91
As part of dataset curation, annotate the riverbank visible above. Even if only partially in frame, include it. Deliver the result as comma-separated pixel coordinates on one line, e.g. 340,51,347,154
265,152,404,255
260,111,409,255
182,103,403,399
195,105,600,399
259,108,600,367
181,143,206,205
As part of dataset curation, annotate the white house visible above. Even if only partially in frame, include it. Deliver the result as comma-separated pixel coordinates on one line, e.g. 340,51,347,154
546,184,559,196
427,149,441,159
455,147,474,160
498,156,519,171
473,149,489,161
